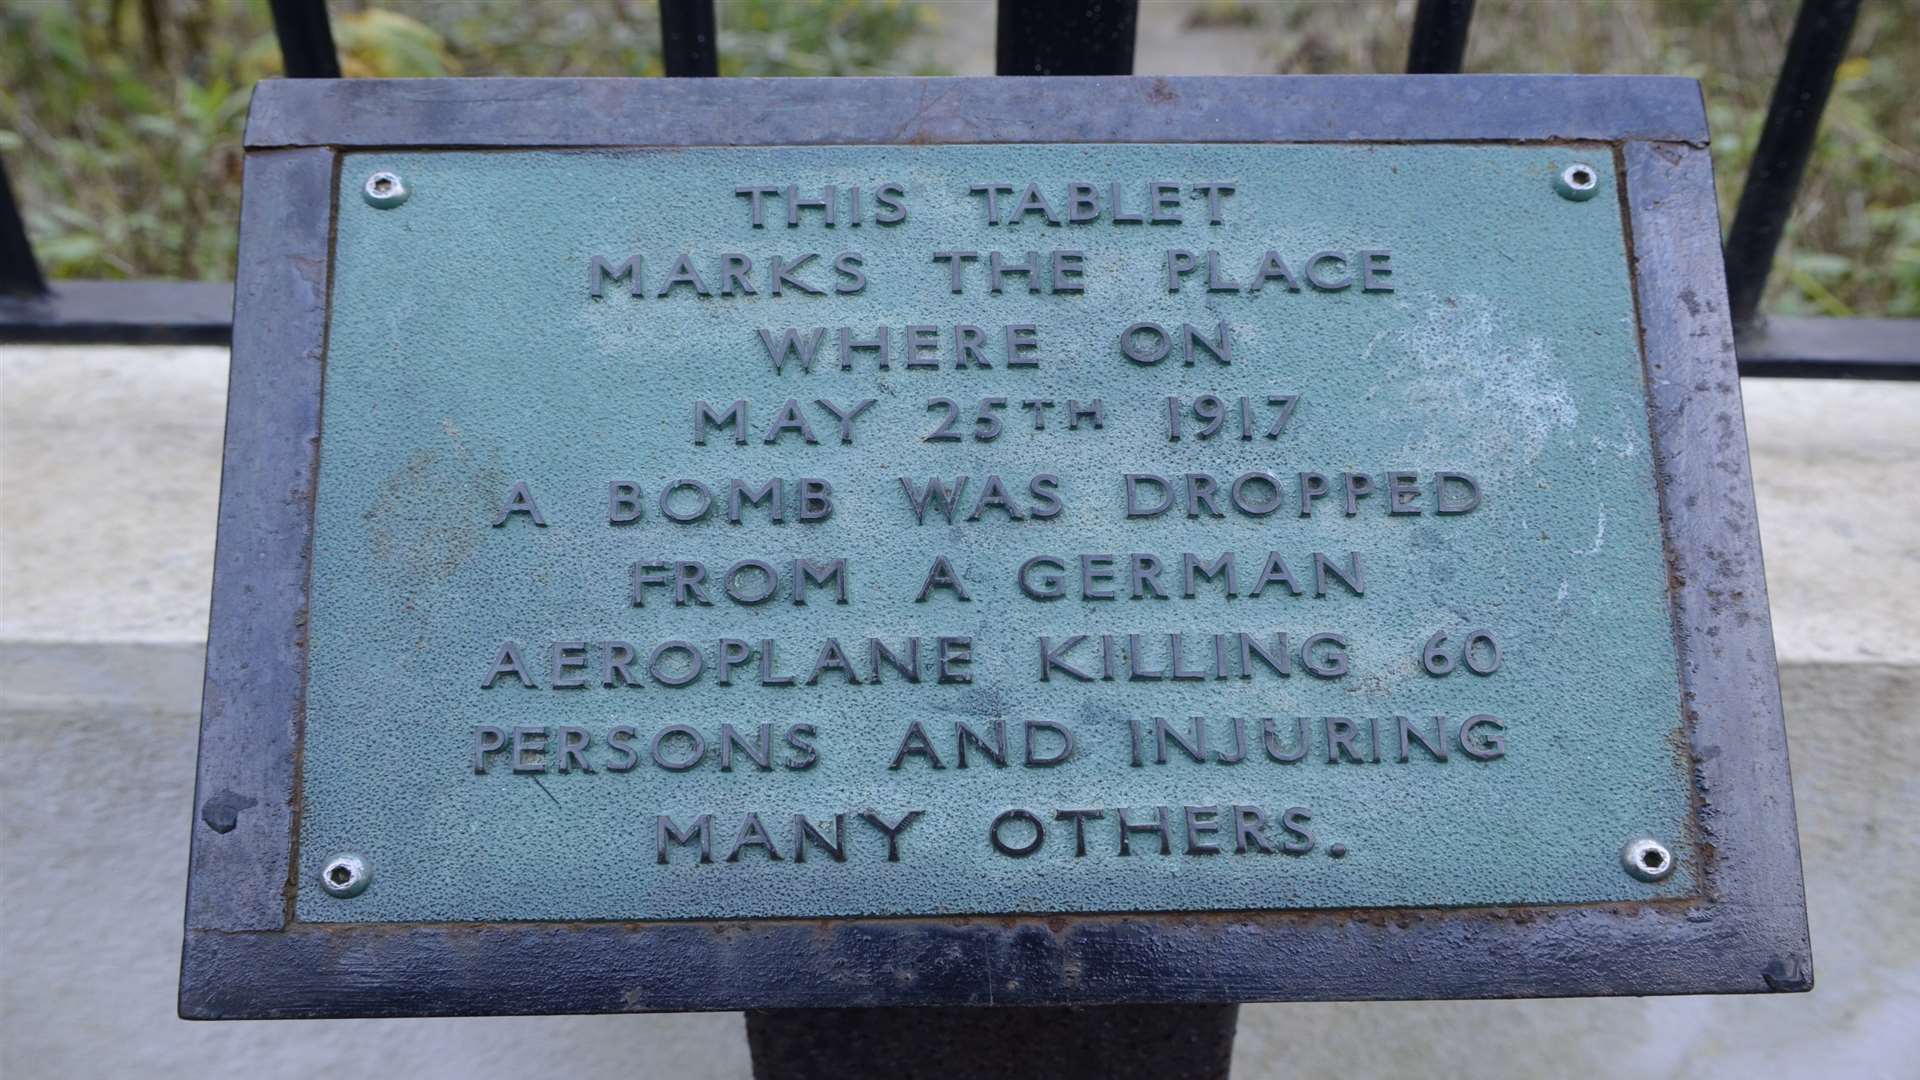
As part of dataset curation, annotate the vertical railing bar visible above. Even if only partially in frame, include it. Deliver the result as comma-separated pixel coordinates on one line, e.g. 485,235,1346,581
1723,0,1862,328
660,0,720,78
996,0,1139,77
1406,0,1476,75
267,0,342,79
0,158,48,297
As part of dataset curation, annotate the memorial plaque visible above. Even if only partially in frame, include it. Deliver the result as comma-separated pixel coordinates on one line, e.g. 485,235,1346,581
182,76,1811,1019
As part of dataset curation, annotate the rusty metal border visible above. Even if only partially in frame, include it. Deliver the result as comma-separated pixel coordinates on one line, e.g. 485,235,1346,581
238,75,1713,148
181,76,1809,1019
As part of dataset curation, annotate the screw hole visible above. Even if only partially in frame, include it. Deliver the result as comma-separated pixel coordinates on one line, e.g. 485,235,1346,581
329,865,352,885
1621,838,1673,881
372,178,392,194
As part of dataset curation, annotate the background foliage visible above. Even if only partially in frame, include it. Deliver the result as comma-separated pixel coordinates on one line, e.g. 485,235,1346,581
1207,0,1920,317
1,0,1915,317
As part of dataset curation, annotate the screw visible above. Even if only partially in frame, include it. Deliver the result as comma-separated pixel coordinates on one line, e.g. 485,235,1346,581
319,853,372,898
1556,163,1600,202
362,171,409,209
1620,837,1674,883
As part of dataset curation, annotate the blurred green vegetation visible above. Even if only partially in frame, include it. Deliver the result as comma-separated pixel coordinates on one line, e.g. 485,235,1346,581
1,0,1915,318
1221,0,1920,317
0,0,938,279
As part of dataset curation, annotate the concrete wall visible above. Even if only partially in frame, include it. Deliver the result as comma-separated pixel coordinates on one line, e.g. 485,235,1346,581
1,344,1913,1078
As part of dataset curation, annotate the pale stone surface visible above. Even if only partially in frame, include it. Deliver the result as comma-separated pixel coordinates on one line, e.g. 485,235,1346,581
1234,662,1920,1080
1,344,1914,1078
0,643,748,1078
1741,378,1920,664
0,346,227,644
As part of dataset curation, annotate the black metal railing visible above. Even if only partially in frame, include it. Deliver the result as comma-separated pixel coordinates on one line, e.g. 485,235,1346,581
1722,0,1862,328
659,0,719,78
1406,0,1476,76
0,0,1911,378
268,0,341,80
0,158,46,298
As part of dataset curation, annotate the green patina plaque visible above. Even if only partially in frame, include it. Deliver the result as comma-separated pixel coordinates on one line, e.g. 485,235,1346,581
298,143,1690,923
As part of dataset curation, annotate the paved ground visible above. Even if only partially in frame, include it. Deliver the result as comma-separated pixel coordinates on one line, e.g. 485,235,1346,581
2,345,1914,1078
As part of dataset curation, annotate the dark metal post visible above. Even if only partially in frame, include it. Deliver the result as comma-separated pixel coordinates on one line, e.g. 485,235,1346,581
1723,0,1862,327
0,158,47,297
1406,0,1475,74
268,0,342,79
747,1004,1238,1080
660,0,719,77
996,0,1138,76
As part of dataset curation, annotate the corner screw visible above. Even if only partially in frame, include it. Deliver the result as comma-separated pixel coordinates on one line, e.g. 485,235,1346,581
1620,837,1674,883
362,171,409,209
1556,163,1600,202
319,853,372,898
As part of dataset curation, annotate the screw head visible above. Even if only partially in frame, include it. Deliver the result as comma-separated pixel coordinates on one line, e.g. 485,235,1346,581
362,171,409,209
1556,162,1601,201
319,853,372,898
1621,837,1674,882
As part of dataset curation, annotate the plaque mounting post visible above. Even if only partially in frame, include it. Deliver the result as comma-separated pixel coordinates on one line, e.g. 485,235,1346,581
745,1004,1239,1080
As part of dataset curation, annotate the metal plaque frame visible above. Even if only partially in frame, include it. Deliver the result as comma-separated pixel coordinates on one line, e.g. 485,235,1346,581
180,75,1811,1019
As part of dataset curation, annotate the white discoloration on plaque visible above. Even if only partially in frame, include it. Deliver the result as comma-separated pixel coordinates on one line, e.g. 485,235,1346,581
1576,507,1608,556
1387,294,1579,467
